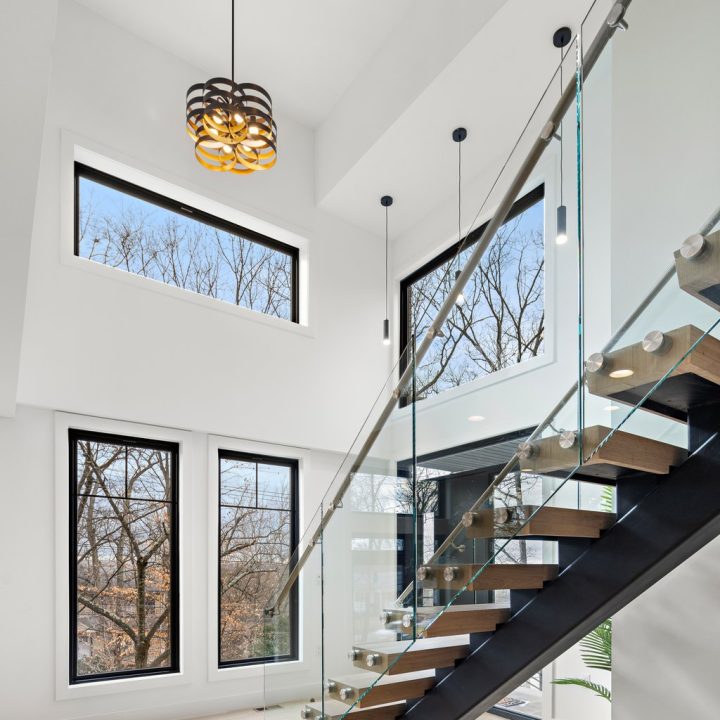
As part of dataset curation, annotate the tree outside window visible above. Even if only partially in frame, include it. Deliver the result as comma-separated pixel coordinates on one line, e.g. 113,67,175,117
218,452,297,666
70,431,179,682
403,188,545,400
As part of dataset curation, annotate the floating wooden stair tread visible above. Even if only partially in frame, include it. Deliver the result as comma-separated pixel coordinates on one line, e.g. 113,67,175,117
418,563,558,592
586,325,720,421
383,603,510,638
462,505,616,539
675,229,720,311
518,425,685,480
350,636,469,675
327,670,435,707
302,700,405,720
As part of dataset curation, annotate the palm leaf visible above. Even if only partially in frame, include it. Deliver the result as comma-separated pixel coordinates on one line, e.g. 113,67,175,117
578,618,612,671
600,485,615,513
553,678,611,702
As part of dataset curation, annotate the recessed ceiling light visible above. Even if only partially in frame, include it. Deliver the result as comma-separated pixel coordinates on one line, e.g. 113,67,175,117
609,368,634,379
468,415,485,422
604,404,621,411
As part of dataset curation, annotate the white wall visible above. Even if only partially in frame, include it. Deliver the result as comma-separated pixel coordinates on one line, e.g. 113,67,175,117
613,536,720,720
0,405,345,720
606,1,720,717
608,0,720,331
1,2,392,718
0,0,57,416
17,0,389,456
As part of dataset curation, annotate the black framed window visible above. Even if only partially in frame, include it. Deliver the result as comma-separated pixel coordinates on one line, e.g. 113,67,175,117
75,163,299,322
400,185,545,400
69,430,179,684
218,451,298,666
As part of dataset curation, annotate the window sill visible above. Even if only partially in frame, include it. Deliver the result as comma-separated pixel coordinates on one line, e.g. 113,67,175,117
65,255,315,338
208,658,309,683
408,351,555,415
57,670,190,701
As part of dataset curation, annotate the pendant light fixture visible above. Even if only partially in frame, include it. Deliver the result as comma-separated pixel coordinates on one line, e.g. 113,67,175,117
453,127,467,307
381,195,393,346
553,27,571,244
186,0,277,174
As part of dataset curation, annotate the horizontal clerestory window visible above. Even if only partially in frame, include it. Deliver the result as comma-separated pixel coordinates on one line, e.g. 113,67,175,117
400,185,545,401
75,163,299,322
69,430,179,683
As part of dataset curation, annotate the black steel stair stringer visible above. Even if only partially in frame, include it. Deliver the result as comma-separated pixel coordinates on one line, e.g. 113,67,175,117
403,430,720,720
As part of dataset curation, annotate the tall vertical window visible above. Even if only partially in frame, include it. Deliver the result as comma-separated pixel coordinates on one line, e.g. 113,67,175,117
401,185,545,400
218,451,298,666
75,163,299,322
70,430,179,683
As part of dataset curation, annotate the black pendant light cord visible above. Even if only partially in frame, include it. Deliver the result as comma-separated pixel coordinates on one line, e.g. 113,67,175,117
559,48,563,206
385,204,389,318
458,137,462,248
231,0,235,83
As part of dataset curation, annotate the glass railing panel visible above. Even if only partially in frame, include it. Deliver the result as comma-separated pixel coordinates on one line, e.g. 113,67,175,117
578,0,720,468
402,13,588,640
262,342,416,717
261,504,324,713
319,346,417,719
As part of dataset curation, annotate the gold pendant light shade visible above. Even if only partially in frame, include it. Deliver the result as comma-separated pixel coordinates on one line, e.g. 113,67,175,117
186,79,277,173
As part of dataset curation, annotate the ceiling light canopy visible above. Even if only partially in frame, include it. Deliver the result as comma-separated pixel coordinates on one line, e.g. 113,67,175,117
186,1,277,174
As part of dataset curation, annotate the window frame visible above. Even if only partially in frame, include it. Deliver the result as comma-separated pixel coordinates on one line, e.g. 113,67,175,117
68,428,181,685
74,162,300,324
399,184,546,374
217,449,299,669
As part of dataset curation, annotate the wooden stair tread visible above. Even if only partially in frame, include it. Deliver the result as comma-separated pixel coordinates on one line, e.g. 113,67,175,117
675,229,720,311
330,669,436,686
418,563,558,591
327,670,436,707
382,603,511,638
519,425,685,479
303,700,405,719
418,602,510,616
351,637,469,675
586,325,720,421
463,505,615,539
354,635,468,653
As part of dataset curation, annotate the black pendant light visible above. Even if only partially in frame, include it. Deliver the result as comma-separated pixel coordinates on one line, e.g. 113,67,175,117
381,195,393,345
554,27,571,244
453,127,467,307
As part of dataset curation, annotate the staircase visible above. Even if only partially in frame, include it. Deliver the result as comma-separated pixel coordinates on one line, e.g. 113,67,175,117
297,228,720,717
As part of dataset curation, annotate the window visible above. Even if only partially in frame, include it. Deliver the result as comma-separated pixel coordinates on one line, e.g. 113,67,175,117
218,451,298,666
69,430,179,683
75,163,299,322
400,185,545,400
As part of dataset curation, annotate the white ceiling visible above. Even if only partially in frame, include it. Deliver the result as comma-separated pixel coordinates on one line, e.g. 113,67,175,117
75,0,609,243
317,0,607,240
75,0,414,127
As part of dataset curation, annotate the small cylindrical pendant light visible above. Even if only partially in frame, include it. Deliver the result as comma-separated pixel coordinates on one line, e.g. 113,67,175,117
556,203,567,245
381,195,393,346
452,127,468,307
455,270,465,306
554,27,571,245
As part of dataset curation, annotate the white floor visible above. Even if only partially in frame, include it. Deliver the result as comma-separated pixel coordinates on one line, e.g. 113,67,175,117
197,703,497,720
